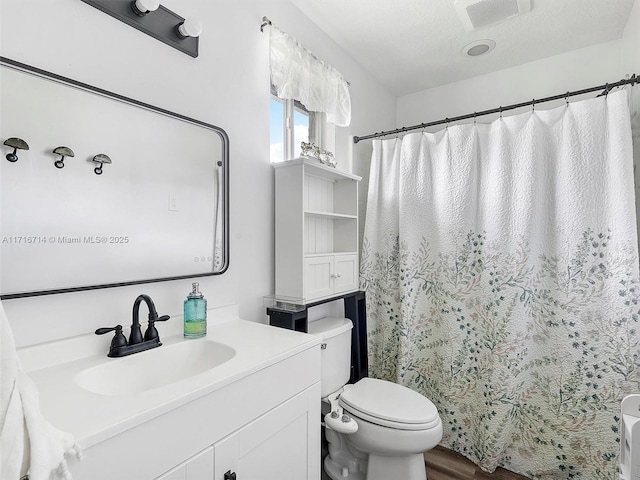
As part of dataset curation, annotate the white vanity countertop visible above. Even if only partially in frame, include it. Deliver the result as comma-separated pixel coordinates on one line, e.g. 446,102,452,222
20,307,320,449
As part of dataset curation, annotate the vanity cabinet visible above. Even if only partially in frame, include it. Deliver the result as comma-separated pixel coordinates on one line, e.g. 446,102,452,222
213,385,316,479
155,447,214,479
274,158,361,303
154,384,317,480
59,321,321,480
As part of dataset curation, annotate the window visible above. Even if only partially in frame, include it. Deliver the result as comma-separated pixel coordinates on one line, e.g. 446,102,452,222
293,103,310,159
267,25,348,163
270,96,285,163
270,85,313,163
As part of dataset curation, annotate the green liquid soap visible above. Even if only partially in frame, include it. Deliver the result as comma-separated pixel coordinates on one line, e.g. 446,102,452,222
184,282,207,338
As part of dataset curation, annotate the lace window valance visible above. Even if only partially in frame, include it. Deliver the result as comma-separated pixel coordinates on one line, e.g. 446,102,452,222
269,26,351,127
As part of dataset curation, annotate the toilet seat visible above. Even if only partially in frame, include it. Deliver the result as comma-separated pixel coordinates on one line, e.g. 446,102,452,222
339,378,440,431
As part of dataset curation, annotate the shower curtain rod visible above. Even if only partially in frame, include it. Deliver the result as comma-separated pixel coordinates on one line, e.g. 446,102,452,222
353,74,639,143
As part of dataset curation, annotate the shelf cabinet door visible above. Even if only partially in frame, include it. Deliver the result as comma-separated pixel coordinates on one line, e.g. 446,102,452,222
334,254,358,294
304,255,334,300
304,254,359,301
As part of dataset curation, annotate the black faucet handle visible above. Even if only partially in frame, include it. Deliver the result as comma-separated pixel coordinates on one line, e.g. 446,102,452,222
144,314,171,342
95,325,119,335
95,324,128,352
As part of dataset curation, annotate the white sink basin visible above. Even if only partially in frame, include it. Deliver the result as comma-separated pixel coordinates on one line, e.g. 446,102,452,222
74,338,236,396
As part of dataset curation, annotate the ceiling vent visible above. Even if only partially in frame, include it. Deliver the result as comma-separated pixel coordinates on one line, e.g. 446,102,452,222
454,0,531,31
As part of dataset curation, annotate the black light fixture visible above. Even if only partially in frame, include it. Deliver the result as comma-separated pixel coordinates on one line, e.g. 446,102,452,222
80,0,201,57
130,0,159,16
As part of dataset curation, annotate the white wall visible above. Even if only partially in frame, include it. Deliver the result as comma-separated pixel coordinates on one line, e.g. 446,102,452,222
0,0,396,348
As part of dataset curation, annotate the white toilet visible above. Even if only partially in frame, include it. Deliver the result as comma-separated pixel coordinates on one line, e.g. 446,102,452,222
308,317,443,480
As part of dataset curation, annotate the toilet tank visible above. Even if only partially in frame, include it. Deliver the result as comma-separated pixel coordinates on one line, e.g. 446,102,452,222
307,317,352,398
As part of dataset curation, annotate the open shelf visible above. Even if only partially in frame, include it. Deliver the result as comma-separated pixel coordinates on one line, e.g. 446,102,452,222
274,158,360,302
304,211,358,220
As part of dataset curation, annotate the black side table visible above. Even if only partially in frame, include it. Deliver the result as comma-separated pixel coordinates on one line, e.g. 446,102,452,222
267,290,368,383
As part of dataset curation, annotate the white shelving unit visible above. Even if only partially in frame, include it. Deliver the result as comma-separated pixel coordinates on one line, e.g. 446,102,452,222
274,158,361,303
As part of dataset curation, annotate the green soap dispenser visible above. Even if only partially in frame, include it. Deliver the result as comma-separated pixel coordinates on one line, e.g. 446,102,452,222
184,282,207,338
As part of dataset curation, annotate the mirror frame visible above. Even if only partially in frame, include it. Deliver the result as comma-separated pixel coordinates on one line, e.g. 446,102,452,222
0,56,229,299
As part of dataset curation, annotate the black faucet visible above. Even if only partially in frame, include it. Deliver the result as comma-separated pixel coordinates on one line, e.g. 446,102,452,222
96,294,170,357
130,294,170,344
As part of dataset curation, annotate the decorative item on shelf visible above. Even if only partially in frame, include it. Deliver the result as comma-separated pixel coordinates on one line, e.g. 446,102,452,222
301,141,320,159
3,137,29,162
52,146,75,169
91,153,112,175
320,149,336,168
300,141,337,168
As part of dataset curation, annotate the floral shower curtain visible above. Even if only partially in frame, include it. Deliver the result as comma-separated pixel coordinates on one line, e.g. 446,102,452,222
360,90,640,479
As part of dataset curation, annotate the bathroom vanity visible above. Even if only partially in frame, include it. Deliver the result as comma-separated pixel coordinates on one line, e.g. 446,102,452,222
18,306,321,480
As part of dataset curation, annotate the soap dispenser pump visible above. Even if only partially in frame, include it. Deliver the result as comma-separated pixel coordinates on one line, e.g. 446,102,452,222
184,282,207,338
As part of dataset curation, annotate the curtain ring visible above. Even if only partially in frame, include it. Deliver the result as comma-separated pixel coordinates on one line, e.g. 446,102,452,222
445,118,449,129
532,99,536,111
499,106,503,119
473,112,477,125
604,83,609,96
565,92,570,106
421,123,426,133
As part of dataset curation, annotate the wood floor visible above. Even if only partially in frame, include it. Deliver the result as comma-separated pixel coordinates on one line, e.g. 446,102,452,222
321,435,530,479
425,446,530,480
320,445,529,480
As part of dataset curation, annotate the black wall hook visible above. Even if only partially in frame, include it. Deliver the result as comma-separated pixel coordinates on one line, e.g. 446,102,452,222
92,154,112,175
52,146,75,169
3,137,29,162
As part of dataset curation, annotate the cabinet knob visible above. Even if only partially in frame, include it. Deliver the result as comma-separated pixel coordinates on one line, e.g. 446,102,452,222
224,470,237,480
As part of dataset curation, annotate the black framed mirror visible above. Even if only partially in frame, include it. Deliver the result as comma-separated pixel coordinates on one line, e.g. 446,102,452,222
0,57,229,299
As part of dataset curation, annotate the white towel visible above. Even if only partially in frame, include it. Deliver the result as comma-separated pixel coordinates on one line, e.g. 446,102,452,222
0,302,81,480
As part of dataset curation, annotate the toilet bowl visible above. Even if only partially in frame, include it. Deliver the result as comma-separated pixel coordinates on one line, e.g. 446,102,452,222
340,377,442,454
326,377,442,480
309,317,443,480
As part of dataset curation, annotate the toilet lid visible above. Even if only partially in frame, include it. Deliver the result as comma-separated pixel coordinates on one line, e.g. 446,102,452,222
339,378,440,431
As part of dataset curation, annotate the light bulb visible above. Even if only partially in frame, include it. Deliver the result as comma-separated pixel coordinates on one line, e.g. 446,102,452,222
177,17,202,38
131,0,159,16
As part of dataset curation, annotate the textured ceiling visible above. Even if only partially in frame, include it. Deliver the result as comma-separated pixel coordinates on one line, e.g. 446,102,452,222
289,0,636,96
